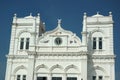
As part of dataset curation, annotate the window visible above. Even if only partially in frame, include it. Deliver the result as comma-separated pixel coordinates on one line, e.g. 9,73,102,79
20,38,24,49
37,77,47,80
17,75,21,80
52,77,62,80
25,38,30,49
92,76,96,80
99,76,103,80
99,37,102,49
20,38,30,50
22,75,26,80
92,37,103,50
93,37,96,49
67,77,77,80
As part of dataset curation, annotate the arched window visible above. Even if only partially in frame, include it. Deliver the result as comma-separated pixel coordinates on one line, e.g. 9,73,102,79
92,32,103,50
92,70,104,80
92,66,106,80
17,75,26,80
14,66,27,80
19,32,30,50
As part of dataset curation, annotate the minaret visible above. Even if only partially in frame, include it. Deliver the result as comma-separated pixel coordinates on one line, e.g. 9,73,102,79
81,12,87,45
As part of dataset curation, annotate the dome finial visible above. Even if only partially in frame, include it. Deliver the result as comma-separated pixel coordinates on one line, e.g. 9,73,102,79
30,13,32,16
84,12,87,18
109,11,112,16
84,12,87,16
97,11,99,15
14,13,17,18
37,13,40,19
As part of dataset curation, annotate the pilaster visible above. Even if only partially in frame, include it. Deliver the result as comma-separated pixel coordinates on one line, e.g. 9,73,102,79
81,58,87,80
27,53,36,80
9,17,17,54
5,58,13,80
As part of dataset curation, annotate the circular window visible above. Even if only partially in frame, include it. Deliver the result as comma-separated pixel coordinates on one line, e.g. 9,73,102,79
54,37,62,45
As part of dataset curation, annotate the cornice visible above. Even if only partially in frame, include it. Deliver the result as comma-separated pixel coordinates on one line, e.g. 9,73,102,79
89,54,115,59
37,51,88,56
86,21,113,25
6,55,28,59
27,51,88,56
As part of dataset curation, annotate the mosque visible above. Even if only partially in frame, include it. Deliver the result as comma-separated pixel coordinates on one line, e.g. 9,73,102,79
5,12,115,80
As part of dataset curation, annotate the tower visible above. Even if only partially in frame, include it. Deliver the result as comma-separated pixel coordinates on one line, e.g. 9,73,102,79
5,13,45,80
83,12,115,80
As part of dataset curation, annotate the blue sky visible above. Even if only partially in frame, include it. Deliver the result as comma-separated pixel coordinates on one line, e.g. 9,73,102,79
0,0,120,80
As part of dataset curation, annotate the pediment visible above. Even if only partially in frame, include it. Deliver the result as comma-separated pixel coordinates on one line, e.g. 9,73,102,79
37,19,81,47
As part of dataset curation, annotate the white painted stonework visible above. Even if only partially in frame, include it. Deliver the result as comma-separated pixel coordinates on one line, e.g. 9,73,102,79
5,12,115,80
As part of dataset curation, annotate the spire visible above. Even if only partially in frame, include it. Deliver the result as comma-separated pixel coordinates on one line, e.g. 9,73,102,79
82,12,87,46
83,12,87,32
57,19,62,28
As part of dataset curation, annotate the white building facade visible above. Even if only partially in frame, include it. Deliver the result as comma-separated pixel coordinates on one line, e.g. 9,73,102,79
5,12,115,80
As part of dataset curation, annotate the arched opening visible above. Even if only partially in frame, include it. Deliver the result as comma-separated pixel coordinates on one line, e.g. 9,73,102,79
13,65,27,80
35,64,49,80
50,64,64,80
91,66,108,80
65,65,80,80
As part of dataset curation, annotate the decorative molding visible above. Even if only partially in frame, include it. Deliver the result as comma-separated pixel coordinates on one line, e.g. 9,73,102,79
86,21,113,25
90,55,115,59
6,54,28,59
17,23,33,26
36,51,88,56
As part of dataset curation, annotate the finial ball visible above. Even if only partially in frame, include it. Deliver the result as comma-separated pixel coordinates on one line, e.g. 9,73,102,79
37,13,40,16
84,12,87,15
109,11,112,16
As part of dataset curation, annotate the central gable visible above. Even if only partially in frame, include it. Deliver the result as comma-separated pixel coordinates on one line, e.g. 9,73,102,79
37,19,81,47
